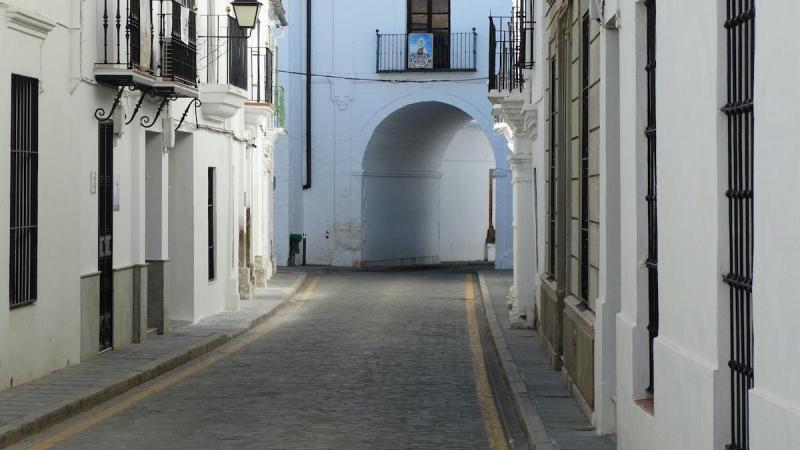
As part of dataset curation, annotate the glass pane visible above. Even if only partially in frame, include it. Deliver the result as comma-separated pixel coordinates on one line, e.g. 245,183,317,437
431,14,449,30
411,13,428,29
410,0,428,13
432,0,449,13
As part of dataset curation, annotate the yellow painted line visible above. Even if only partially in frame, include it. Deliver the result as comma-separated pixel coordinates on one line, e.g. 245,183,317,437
465,274,509,450
27,276,322,450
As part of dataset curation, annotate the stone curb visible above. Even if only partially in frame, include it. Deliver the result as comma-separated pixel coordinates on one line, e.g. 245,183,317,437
0,273,309,449
476,271,556,450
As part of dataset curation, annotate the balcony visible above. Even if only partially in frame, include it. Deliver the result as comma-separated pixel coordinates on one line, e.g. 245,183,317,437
196,14,250,121
244,46,278,127
488,15,523,92
95,0,198,98
375,30,477,73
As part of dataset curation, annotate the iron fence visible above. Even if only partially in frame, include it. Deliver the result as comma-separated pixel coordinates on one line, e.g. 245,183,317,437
376,31,477,72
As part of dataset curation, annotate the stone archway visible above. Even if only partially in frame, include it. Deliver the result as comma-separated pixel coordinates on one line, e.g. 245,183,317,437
360,101,504,266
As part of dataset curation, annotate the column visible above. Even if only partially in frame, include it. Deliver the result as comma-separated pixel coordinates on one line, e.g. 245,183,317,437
507,143,535,329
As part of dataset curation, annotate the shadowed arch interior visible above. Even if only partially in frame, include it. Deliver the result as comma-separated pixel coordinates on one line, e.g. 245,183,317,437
361,101,484,265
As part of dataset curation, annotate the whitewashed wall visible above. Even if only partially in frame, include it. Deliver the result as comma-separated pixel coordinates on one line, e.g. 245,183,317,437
277,0,513,268
0,0,284,391
440,123,496,262
0,0,82,390
750,1,800,448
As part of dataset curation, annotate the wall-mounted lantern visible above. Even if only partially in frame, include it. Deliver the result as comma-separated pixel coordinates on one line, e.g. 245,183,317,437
230,0,262,37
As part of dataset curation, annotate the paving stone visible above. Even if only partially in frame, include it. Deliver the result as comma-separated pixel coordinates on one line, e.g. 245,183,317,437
480,270,615,450
40,271,493,450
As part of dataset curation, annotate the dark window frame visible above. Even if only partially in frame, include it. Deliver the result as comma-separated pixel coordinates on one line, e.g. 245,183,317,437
208,167,217,281
407,0,451,34
9,74,39,310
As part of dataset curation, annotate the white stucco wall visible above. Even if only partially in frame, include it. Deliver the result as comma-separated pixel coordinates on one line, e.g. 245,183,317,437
0,0,284,390
750,1,800,448
440,124,496,262
278,0,513,268
0,1,82,390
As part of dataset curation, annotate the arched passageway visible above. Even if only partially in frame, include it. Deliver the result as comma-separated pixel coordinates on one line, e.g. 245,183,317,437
361,102,500,266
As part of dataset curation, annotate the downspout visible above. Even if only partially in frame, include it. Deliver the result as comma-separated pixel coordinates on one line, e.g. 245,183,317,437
303,0,312,190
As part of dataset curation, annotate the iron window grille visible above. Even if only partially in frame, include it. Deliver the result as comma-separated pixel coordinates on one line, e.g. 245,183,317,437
208,168,217,281
489,16,523,91
579,13,590,307
9,74,39,309
644,0,659,394
723,0,755,448
547,57,558,277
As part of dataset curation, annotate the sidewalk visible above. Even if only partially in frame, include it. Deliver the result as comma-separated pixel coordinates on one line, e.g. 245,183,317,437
0,271,308,448
477,270,616,450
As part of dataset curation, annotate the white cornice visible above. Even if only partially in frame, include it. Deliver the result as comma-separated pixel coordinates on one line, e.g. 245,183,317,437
2,4,56,40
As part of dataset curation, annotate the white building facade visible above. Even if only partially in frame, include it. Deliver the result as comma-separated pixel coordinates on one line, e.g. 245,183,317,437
494,0,800,449
275,0,514,270
1,0,287,392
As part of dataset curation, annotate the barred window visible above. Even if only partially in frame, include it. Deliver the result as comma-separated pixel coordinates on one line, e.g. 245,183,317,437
723,0,755,448
9,74,39,309
579,13,590,307
208,168,217,281
547,56,558,278
644,0,659,394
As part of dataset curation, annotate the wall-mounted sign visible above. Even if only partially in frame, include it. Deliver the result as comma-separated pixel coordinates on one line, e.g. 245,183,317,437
408,33,434,69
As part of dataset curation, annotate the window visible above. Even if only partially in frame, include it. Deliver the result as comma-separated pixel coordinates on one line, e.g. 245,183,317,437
644,0,659,394
407,0,450,69
580,13,590,307
547,57,557,278
9,74,39,308
408,0,450,34
723,0,755,448
208,167,216,281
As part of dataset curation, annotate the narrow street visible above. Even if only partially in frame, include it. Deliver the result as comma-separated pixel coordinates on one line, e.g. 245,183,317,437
14,270,525,450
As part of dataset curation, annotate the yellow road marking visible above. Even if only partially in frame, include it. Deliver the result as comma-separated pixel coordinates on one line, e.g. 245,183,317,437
465,274,510,450
27,276,321,450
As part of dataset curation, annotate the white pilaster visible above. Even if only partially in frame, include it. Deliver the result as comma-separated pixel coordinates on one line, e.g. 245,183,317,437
508,147,536,328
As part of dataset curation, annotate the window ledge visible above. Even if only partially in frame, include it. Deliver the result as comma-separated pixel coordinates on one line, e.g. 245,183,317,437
635,397,655,417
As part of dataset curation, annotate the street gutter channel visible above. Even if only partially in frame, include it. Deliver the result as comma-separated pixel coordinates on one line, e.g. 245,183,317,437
473,273,529,450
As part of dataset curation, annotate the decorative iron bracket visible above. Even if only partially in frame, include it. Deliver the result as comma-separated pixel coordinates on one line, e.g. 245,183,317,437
94,87,125,121
176,98,202,131
141,95,177,129
125,88,153,125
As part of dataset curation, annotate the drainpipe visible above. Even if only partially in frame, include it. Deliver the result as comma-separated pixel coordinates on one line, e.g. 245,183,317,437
303,0,312,190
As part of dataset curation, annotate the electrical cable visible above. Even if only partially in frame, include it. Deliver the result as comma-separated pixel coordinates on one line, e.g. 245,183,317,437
277,69,489,84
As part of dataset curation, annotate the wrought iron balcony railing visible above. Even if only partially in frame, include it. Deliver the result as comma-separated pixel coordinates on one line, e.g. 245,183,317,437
96,0,198,90
248,47,275,104
376,30,477,73
197,14,249,91
489,15,524,92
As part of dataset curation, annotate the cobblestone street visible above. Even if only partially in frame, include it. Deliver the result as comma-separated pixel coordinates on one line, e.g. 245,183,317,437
14,270,520,450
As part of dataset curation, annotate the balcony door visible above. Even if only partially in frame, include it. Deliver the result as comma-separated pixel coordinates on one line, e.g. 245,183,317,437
407,0,450,69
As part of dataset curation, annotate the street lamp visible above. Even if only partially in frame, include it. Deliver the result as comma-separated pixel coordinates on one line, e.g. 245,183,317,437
230,0,262,37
